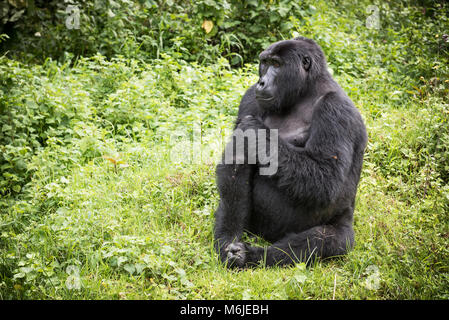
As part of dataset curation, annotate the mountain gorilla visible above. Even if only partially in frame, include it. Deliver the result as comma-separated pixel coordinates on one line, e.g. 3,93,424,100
214,36,367,268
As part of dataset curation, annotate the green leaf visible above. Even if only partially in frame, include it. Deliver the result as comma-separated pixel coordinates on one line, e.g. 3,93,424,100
294,274,307,284
123,263,135,275
117,256,128,267
9,9,24,22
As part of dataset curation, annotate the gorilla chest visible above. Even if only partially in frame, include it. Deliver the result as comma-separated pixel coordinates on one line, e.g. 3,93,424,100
264,110,312,148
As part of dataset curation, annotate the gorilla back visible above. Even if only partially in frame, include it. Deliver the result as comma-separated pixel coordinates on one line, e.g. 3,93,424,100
214,36,367,268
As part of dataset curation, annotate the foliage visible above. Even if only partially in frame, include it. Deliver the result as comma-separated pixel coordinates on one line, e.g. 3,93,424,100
6,0,446,68
0,0,448,300
0,0,313,65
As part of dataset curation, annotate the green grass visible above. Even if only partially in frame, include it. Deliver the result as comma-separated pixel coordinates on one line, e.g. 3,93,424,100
1,58,447,299
1,0,448,300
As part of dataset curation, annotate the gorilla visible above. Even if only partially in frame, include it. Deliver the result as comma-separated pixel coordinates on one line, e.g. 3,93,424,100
214,36,367,268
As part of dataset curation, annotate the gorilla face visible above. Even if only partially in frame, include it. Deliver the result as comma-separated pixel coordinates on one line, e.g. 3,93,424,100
255,55,283,112
255,38,324,114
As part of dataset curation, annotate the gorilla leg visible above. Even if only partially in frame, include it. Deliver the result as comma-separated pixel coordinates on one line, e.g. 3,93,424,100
263,224,353,266
244,211,355,267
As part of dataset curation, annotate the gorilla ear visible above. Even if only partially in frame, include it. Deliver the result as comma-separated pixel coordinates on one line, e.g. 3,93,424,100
302,56,311,71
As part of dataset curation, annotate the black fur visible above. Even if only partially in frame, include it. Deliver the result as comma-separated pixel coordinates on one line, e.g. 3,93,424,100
214,36,367,268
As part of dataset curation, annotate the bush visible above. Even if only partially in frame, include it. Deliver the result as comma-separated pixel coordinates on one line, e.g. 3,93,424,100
1,0,311,65
1,0,448,300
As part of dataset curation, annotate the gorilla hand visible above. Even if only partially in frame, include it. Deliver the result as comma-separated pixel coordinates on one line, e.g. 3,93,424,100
223,242,265,269
224,242,247,268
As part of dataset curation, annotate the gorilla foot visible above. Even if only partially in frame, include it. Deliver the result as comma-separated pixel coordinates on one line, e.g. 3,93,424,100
224,242,247,268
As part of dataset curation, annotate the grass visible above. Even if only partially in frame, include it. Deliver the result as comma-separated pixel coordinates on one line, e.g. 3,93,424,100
1,1,448,300
1,79,447,298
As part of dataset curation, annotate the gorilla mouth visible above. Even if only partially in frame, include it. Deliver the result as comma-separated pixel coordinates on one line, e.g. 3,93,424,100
257,96,274,101
255,94,274,102
256,94,278,110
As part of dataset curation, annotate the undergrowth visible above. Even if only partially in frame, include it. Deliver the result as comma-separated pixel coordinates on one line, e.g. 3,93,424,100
0,0,448,299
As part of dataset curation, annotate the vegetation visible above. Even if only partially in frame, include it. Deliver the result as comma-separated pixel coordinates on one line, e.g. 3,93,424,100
0,0,448,299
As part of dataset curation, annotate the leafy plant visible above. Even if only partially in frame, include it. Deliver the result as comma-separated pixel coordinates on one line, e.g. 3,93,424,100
0,0,448,300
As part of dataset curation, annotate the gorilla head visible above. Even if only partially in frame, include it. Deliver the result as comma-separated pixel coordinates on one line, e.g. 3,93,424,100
255,36,329,113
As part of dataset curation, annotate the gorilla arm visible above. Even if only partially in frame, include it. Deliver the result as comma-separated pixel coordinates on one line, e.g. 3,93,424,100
230,92,364,267
213,92,259,263
266,92,359,208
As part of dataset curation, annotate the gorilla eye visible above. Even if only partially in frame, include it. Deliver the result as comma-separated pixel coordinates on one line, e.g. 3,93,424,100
261,57,281,68
302,56,311,70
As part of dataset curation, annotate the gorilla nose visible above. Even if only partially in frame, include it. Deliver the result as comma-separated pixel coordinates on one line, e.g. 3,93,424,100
256,78,273,100
256,80,267,96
